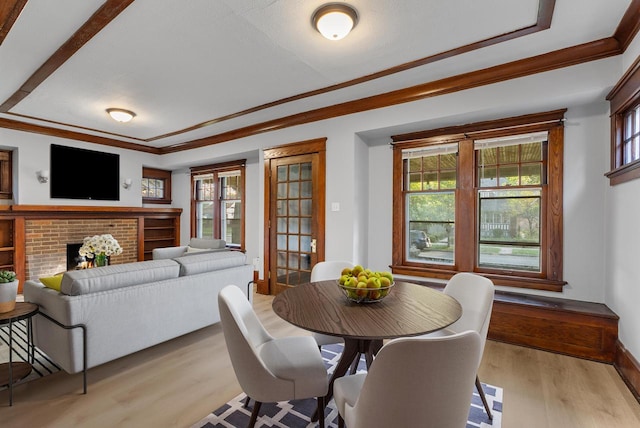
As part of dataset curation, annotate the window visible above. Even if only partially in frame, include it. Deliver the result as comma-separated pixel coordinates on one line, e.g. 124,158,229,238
392,110,565,291
0,150,12,200
142,167,171,204
191,160,245,249
606,57,640,185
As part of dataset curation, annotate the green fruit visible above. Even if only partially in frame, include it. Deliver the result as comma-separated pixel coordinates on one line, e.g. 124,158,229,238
351,265,364,276
380,271,393,282
345,276,358,288
356,281,368,297
366,277,381,289
341,267,352,277
379,277,391,288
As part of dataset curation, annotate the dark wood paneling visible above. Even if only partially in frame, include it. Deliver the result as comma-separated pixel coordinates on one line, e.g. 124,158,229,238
615,340,640,401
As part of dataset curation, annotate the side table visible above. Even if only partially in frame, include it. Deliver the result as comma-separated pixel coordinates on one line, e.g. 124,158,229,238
0,302,38,406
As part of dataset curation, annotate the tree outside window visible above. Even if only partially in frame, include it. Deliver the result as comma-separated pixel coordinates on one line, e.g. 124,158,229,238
191,161,245,249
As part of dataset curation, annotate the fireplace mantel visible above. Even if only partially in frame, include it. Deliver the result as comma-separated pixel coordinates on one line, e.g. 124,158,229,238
0,205,182,291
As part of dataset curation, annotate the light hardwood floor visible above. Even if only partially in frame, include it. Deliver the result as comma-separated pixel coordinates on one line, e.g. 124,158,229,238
1,292,640,427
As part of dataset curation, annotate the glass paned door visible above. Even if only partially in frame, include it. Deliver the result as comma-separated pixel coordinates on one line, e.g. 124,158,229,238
270,154,319,293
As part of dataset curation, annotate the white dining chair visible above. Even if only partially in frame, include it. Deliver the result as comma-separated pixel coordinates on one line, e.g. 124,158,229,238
310,261,353,350
333,330,481,428
218,285,329,428
427,272,495,419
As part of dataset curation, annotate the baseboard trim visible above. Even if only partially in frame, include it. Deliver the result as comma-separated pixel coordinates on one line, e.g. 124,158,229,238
615,340,640,402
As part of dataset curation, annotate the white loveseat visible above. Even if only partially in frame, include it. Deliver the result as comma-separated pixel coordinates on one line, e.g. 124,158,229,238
23,250,253,378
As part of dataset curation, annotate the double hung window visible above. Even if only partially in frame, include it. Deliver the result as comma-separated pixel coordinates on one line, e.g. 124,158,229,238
392,110,565,291
191,161,245,249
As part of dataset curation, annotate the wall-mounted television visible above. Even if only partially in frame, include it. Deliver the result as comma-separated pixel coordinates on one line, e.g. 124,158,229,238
50,144,120,201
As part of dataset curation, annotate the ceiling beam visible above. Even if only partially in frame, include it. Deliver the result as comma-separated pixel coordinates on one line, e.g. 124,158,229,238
0,0,134,112
0,0,27,46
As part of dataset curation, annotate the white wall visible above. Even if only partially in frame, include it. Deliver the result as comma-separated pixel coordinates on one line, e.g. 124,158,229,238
604,35,640,360
1,128,160,207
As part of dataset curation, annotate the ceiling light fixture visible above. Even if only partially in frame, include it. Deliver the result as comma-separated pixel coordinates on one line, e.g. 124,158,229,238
106,108,136,123
312,3,358,41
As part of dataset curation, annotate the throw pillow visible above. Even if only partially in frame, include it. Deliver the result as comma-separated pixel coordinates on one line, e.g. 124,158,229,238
40,274,64,292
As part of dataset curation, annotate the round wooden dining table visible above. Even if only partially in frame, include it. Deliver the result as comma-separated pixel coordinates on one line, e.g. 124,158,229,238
272,280,462,415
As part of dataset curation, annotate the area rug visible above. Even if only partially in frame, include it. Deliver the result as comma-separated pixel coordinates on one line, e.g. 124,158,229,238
0,319,60,387
192,343,503,427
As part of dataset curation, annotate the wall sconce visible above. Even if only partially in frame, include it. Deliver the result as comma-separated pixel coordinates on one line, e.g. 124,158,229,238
37,170,49,183
122,178,132,189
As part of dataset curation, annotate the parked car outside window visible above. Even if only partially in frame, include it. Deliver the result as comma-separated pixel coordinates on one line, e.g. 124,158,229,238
410,230,432,250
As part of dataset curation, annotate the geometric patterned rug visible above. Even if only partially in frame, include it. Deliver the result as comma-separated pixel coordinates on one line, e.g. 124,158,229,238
0,319,61,388
192,343,503,428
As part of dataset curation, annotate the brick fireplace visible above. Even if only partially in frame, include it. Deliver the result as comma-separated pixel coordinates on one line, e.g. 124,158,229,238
25,218,139,280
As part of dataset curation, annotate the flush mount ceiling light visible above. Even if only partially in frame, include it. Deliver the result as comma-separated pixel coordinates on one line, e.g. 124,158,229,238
106,108,136,123
312,3,358,41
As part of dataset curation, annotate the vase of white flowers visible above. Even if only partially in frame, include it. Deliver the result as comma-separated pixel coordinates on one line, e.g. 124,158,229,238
78,234,123,268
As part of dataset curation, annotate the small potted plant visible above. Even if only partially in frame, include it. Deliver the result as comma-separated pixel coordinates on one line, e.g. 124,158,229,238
0,270,18,313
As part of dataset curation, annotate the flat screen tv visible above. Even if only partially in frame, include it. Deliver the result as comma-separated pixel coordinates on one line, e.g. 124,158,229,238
50,144,120,201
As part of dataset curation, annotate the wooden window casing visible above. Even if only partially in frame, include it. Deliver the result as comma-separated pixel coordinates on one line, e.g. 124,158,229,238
0,150,12,200
190,160,245,250
606,56,640,185
391,110,566,292
142,167,172,204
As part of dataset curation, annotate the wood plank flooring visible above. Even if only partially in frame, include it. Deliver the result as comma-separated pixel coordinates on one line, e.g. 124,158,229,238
1,292,639,427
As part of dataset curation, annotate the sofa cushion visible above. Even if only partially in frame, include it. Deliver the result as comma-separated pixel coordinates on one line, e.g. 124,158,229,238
60,259,180,296
189,238,226,249
173,250,246,276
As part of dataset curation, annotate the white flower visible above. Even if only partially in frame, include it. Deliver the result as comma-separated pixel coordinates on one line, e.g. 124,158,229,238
78,234,123,258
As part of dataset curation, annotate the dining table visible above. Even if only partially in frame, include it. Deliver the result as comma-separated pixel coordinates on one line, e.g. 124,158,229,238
271,279,462,417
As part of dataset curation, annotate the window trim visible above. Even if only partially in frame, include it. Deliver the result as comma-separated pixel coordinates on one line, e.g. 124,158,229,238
606,55,640,185
142,167,172,204
391,110,567,292
0,150,12,200
190,160,246,250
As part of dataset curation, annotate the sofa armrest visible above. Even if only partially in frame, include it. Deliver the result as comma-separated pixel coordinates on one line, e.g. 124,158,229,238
152,246,187,260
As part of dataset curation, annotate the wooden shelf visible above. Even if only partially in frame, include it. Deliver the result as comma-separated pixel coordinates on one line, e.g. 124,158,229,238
141,214,180,261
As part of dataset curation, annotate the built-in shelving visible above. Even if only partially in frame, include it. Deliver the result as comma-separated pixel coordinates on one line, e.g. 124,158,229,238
141,215,180,260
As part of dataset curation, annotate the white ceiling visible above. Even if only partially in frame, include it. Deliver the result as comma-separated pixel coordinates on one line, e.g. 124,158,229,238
0,0,633,150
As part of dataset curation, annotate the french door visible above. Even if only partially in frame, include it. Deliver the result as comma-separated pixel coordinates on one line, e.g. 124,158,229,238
264,140,325,295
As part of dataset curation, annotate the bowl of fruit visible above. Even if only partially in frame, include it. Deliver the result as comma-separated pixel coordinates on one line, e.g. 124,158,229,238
337,265,394,303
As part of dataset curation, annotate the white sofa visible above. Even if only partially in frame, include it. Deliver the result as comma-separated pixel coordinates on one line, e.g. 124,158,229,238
23,250,253,376
152,237,228,260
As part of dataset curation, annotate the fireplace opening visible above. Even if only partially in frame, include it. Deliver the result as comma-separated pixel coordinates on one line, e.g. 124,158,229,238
66,243,87,270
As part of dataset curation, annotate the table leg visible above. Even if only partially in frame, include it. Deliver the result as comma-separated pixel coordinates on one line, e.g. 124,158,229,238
8,319,13,406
